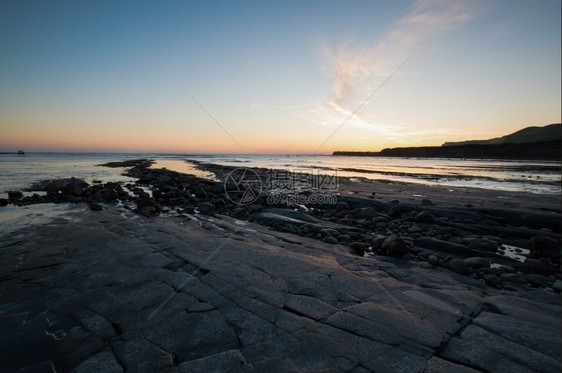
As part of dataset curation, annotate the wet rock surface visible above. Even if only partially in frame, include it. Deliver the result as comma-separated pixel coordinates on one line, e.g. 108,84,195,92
1,208,560,372
1,159,561,371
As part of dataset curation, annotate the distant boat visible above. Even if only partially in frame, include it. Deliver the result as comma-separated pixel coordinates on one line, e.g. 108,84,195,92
18,150,25,155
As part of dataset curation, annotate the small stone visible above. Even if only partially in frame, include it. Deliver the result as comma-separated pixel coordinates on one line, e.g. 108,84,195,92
349,242,365,256
324,236,338,244
388,206,401,217
382,235,409,257
336,201,349,211
529,235,561,260
419,261,433,269
421,198,434,206
408,226,423,234
103,189,119,202
372,236,386,250
499,265,515,273
464,257,490,268
448,259,468,274
491,237,503,246
140,206,157,217
7,191,23,200
361,207,377,219
415,211,433,223
428,255,439,265
482,273,502,286
500,273,526,284
89,202,104,211
525,274,546,287
197,202,215,215
552,279,561,291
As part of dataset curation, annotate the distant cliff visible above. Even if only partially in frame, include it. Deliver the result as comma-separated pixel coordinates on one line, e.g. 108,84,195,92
333,124,561,160
442,123,561,146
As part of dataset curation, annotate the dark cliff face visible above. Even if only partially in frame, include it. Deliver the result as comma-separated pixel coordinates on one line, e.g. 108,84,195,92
442,123,561,147
333,140,561,160
334,123,562,160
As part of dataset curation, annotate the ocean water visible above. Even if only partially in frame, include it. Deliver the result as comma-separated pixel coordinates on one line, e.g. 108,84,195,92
0,152,560,196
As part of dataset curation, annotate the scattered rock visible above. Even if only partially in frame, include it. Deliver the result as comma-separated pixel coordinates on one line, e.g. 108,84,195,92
529,235,561,261
348,242,365,256
500,273,526,284
382,236,409,257
7,191,23,200
515,259,559,275
388,206,401,217
360,207,377,219
464,257,490,269
137,198,160,212
525,274,547,287
421,198,434,206
464,238,498,252
482,273,502,287
372,236,386,250
0,198,8,207
198,202,215,215
336,201,349,211
428,255,439,265
89,203,104,211
323,236,338,245
415,211,433,223
449,259,468,274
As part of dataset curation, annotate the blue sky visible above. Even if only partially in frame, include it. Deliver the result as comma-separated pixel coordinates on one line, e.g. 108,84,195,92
1,0,560,153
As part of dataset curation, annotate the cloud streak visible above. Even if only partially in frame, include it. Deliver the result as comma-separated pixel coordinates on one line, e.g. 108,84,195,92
318,0,474,138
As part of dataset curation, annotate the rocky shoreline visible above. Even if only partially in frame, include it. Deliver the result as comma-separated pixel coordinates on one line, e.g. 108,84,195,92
3,159,560,291
1,159,560,372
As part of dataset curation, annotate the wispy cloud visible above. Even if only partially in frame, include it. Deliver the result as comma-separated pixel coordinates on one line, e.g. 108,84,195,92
315,0,474,139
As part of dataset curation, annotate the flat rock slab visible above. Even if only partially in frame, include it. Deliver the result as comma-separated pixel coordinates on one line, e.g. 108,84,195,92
0,207,560,372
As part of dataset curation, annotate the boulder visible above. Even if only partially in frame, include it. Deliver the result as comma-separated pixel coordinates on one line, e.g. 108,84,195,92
198,202,215,215
500,273,526,284
529,236,561,260
361,207,377,219
348,242,365,256
323,236,338,245
415,211,433,223
482,274,502,287
464,257,490,269
89,203,104,211
7,191,23,200
449,259,468,274
336,201,349,211
382,236,409,257
428,255,439,265
514,259,559,276
0,198,8,206
464,238,498,252
421,198,434,206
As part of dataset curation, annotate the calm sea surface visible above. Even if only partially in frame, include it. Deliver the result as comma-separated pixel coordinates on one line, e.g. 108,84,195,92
1,152,560,196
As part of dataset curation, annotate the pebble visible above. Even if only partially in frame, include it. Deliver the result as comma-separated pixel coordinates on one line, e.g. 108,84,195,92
482,273,502,286
464,257,490,268
415,211,433,223
382,236,409,257
449,259,468,274
500,273,526,284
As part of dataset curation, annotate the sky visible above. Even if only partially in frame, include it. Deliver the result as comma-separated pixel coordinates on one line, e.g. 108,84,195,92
1,0,560,153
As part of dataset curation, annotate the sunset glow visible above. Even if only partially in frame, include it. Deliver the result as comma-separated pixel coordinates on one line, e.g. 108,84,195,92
1,0,560,153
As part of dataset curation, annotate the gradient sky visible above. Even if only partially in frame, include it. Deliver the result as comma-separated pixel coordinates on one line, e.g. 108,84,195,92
1,0,560,153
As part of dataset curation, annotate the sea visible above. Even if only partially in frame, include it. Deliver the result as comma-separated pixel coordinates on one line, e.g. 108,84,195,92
1,152,560,196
